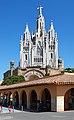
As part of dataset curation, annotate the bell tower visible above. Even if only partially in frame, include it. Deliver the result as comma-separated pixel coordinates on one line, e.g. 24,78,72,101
36,6,45,37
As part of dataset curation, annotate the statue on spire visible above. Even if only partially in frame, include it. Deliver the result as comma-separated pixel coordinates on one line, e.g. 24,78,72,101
37,6,43,15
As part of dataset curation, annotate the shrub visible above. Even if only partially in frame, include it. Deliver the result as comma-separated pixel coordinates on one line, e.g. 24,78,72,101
1,75,25,85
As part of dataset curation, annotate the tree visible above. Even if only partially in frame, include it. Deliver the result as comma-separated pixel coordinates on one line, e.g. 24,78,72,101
64,68,74,73
1,75,25,85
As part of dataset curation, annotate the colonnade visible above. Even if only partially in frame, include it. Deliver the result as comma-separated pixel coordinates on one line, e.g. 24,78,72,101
0,85,74,112
0,86,51,111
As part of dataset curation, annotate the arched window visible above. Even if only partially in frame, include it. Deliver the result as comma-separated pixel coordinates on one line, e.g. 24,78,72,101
51,53,53,59
25,54,27,60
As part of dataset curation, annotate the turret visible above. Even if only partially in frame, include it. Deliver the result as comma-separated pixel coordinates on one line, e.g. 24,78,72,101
10,60,14,76
58,58,64,69
50,20,54,30
24,24,31,43
48,20,55,42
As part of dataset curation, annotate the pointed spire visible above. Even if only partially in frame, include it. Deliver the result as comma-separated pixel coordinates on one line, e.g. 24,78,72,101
50,20,54,30
37,6,43,15
25,23,29,32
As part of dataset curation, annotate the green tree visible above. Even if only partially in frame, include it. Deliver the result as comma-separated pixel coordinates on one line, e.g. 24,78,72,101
64,68,74,73
1,75,25,85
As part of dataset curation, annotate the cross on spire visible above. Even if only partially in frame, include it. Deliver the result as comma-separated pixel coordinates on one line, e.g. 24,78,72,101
37,6,43,15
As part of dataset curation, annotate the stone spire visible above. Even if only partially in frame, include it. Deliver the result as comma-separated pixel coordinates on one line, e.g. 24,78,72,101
36,6,45,37
50,20,54,30
25,23,29,32
24,23,31,42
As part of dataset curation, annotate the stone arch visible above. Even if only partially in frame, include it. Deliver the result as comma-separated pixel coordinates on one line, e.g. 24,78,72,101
3,92,8,107
64,88,74,111
0,93,3,106
24,69,44,81
41,88,51,111
30,90,37,110
21,90,27,109
13,91,19,108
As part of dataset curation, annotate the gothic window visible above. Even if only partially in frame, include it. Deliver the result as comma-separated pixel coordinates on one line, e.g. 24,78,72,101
37,20,38,32
25,55,27,60
51,30,53,38
38,41,41,46
49,32,50,38
23,42,24,46
53,45,55,49
51,53,53,59
40,31,42,37
44,38,46,48
34,58,35,62
40,22,41,29
38,58,39,62
36,58,37,62
49,45,50,49
26,32,27,36
51,45,52,50
24,34,25,40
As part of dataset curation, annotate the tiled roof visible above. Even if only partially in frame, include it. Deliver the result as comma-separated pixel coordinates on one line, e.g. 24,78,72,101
0,73,74,90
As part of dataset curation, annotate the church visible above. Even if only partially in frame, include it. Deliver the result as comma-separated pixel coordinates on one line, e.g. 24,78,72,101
20,6,63,69
1,6,74,112
4,6,64,80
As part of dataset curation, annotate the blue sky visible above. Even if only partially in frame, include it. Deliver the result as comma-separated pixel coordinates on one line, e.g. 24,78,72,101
0,0,74,79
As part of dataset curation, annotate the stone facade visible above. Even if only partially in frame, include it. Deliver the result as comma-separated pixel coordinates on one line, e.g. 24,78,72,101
20,6,64,69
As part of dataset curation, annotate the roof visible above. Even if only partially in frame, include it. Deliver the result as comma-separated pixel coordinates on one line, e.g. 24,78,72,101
0,73,74,90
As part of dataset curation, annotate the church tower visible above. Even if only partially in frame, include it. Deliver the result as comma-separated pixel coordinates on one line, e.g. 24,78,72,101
48,21,58,68
36,6,46,37
20,24,31,69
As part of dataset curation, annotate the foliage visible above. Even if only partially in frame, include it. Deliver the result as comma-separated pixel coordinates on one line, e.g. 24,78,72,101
1,75,25,85
45,73,50,76
64,68,74,73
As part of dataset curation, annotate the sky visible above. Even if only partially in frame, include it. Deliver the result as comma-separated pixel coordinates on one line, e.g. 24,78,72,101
0,0,74,80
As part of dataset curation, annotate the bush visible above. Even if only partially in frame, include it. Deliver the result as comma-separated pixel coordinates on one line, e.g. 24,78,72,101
1,75,25,85
45,73,50,76
64,68,74,73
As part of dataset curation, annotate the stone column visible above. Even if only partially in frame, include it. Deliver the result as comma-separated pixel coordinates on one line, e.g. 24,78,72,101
37,93,41,111
56,96,64,112
19,94,22,109
27,95,30,110
51,97,56,111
